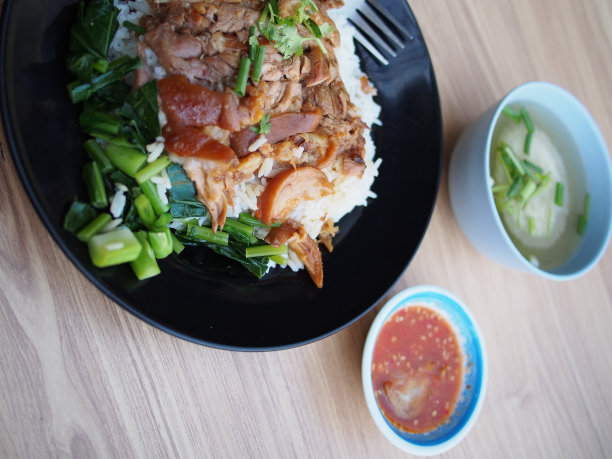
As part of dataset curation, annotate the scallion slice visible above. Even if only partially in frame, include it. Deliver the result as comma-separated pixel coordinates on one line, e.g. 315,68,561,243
577,193,591,235
502,106,522,123
524,130,534,155
521,107,534,133
555,182,564,206
508,175,523,199
234,56,251,97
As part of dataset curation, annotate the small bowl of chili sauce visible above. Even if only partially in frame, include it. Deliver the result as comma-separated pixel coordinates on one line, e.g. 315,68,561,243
362,285,488,455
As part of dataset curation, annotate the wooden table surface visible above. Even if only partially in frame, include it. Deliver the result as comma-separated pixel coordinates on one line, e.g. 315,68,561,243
2,1,612,457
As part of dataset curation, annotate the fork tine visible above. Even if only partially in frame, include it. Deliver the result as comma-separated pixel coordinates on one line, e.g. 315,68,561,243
351,27,390,66
349,13,397,59
365,0,414,40
358,2,404,50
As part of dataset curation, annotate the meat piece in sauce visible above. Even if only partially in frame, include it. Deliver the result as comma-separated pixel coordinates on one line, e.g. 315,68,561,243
138,0,370,286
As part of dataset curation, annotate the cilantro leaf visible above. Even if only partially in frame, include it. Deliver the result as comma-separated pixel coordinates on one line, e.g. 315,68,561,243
249,114,272,134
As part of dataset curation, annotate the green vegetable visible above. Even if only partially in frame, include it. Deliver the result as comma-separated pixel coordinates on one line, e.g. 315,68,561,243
555,182,564,206
245,244,288,258
79,107,121,138
500,143,525,176
238,211,280,227
83,161,108,209
64,201,97,233
140,180,170,215
105,144,147,177
524,130,533,155
87,226,142,267
131,231,161,280
148,227,173,259
68,55,141,103
223,218,258,245
171,233,185,255
507,175,523,199
123,20,146,36
185,223,230,246
269,254,287,266
235,56,251,97
69,0,119,58
249,114,272,135
77,213,112,242
501,106,522,123
166,163,209,219
134,156,171,185
252,44,266,83
134,193,156,227
519,178,537,206
119,80,161,150
528,216,536,236
257,0,335,59
83,139,113,173
577,193,591,235
521,107,534,133
153,212,173,229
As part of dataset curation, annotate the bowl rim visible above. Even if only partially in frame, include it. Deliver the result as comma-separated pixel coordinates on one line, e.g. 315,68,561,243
361,285,488,456
483,81,612,280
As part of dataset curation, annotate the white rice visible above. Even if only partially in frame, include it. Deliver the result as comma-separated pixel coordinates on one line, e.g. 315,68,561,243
111,0,383,272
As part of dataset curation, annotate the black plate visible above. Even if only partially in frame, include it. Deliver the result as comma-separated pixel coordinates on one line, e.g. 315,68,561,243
0,0,442,350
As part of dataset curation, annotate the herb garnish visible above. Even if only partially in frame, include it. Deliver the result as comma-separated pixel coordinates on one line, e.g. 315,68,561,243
250,114,272,135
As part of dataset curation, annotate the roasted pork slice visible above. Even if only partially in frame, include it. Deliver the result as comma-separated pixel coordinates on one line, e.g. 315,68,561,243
255,166,332,225
230,110,323,157
265,221,324,288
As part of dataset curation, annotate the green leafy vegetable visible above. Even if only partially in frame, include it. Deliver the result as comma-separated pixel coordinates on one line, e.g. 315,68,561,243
69,0,119,58
167,163,209,219
64,201,97,233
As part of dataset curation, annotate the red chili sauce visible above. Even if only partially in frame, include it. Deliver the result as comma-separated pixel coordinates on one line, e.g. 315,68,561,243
371,306,463,433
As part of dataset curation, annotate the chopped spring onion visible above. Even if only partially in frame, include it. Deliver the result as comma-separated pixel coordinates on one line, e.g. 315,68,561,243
502,106,522,123
524,130,534,155
234,56,251,97
252,44,266,83
528,216,536,236
501,143,525,176
555,182,564,206
492,184,509,194
523,159,543,175
577,193,591,235
245,244,288,258
521,107,534,133
519,178,537,206
508,175,523,199
153,212,173,229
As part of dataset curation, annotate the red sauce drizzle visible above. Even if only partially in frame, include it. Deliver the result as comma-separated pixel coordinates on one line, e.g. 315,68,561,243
372,306,463,433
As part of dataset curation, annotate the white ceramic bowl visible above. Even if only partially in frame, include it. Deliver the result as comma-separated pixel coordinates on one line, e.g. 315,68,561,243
448,81,612,280
362,286,487,456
